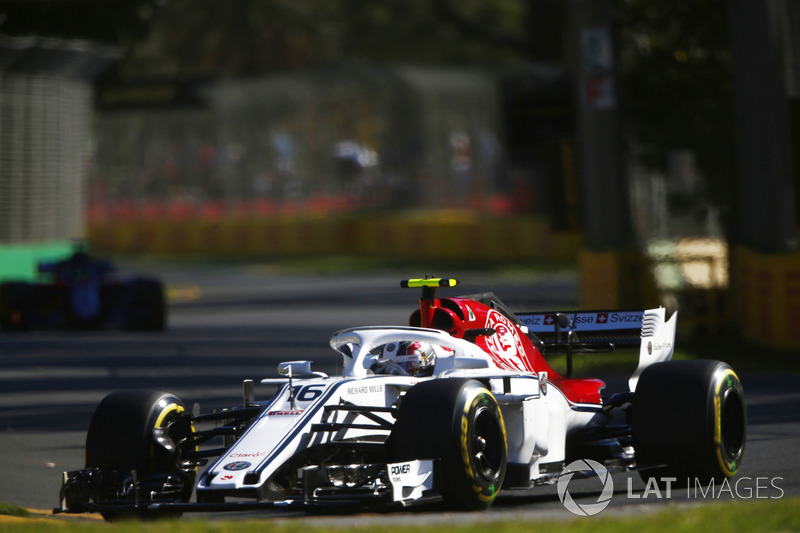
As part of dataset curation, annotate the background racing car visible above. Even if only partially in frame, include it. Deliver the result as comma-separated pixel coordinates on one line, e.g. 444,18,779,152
0,247,166,331
55,277,746,519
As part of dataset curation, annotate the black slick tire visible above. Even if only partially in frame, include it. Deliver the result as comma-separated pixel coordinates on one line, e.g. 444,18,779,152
633,360,746,485
85,390,195,520
389,378,507,510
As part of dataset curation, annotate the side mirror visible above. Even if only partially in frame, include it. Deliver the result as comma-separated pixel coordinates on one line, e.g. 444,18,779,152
278,360,327,378
452,356,491,370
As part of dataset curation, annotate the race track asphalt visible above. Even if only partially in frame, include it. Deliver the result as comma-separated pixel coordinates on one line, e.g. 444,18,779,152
0,261,796,522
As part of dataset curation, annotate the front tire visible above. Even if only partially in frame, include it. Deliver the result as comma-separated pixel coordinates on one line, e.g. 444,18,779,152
389,379,507,510
633,360,746,484
85,390,195,520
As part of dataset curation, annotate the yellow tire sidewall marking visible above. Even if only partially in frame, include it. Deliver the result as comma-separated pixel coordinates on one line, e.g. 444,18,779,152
155,403,183,429
713,368,740,476
150,402,191,472
459,387,507,502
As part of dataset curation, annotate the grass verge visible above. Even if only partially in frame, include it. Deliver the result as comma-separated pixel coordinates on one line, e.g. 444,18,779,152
1,498,798,532
0,503,28,518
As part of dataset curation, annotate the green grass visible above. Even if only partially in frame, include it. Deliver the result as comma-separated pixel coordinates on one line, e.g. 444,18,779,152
0,502,29,518
2,498,798,532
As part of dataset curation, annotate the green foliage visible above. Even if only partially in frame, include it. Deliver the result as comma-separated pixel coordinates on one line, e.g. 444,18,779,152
114,0,540,77
0,0,159,45
613,0,736,198
323,0,533,66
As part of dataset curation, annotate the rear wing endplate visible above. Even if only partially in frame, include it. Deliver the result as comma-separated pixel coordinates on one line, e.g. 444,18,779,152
516,308,677,391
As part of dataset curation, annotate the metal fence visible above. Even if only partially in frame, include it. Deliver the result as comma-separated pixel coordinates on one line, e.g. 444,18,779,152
0,34,117,245
0,74,91,243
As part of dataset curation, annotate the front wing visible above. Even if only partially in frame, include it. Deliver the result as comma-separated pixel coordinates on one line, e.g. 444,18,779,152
56,459,438,514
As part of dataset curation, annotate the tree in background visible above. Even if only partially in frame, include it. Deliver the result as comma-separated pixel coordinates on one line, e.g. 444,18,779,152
0,0,160,46
614,0,735,217
0,0,549,75
113,0,546,77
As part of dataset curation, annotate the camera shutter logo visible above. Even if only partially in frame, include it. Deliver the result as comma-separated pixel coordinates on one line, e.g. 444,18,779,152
557,459,614,516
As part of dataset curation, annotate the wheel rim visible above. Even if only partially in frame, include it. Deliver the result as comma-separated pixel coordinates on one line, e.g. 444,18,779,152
721,388,746,458
471,406,504,481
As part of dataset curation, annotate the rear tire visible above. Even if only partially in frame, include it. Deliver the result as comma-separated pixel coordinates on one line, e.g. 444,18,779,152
389,379,507,510
85,390,195,520
126,279,166,331
633,360,746,485
0,282,33,331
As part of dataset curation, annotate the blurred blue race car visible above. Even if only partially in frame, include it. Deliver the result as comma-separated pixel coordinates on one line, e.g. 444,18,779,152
0,249,166,331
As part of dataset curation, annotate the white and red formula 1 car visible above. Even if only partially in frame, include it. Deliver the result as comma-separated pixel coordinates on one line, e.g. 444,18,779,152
56,278,746,519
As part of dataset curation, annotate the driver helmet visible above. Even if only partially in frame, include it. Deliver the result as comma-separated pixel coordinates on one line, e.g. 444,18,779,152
372,341,437,377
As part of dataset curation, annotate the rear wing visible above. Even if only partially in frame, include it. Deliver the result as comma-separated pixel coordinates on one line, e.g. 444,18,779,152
516,308,677,391
518,310,648,346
